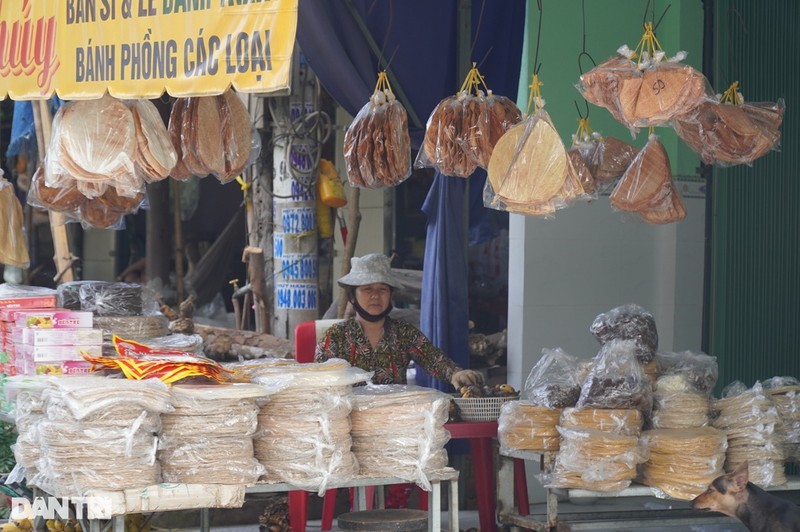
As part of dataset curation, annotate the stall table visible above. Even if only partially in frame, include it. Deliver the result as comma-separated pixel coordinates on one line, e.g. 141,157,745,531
497,449,800,531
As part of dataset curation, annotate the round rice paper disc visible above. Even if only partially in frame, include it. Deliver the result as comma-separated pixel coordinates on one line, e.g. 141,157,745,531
59,95,136,179
132,99,178,181
194,96,227,178
610,136,672,212
168,98,193,181
497,116,567,205
634,65,707,125
487,121,526,193
219,90,253,182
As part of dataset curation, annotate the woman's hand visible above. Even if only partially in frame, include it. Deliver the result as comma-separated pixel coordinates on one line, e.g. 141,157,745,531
451,369,484,389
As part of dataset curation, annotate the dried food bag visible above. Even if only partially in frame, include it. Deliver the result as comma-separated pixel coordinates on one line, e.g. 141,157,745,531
655,350,718,395
609,134,672,213
588,136,639,184
590,303,659,363
0,176,30,269
568,126,599,199
27,166,84,214
522,347,582,407
417,64,520,178
485,107,585,217
577,338,654,414
674,85,784,167
632,55,708,128
344,72,411,189
217,89,258,184
577,53,642,131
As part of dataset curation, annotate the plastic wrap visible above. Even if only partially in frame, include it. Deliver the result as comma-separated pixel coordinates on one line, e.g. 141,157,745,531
30,462,161,498
655,350,718,395
559,407,643,436
651,376,710,429
252,358,372,393
27,165,85,213
75,281,144,316
577,50,709,132
609,134,686,224
484,109,586,217
497,400,561,452
711,381,787,487
93,315,170,341
344,73,412,189
577,339,653,414
158,437,264,485
167,92,259,184
590,304,659,363
522,347,582,407
640,427,727,500
41,375,173,420
0,176,30,269
130,98,178,182
675,97,784,167
350,385,450,491
544,426,648,492
417,65,521,178
588,136,639,184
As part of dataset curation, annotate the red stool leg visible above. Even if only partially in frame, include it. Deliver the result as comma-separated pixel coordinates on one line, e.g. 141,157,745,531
287,490,307,532
513,458,529,516
417,486,429,511
470,437,497,532
321,488,337,530
348,485,376,510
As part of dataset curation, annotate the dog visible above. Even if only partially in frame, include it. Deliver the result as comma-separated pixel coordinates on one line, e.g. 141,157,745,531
691,461,800,532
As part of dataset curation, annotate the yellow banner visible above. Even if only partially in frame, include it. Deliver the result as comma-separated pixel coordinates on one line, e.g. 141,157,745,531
0,0,297,100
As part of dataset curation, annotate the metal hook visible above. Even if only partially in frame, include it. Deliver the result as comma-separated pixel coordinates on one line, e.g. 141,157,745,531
577,51,597,75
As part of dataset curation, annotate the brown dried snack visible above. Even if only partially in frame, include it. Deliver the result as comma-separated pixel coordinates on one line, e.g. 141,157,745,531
568,148,597,196
59,94,137,180
343,109,366,188
131,99,177,182
193,96,226,178
590,136,639,183
634,63,707,126
590,305,659,364
356,109,376,187
180,98,210,177
610,136,672,212
640,181,687,224
219,89,253,183
80,197,123,229
168,98,192,181
102,186,146,214
579,55,643,126
30,166,84,212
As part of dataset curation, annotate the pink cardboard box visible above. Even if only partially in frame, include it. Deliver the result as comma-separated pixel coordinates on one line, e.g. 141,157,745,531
31,360,93,376
13,310,93,329
16,327,103,346
0,295,57,311
19,344,102,363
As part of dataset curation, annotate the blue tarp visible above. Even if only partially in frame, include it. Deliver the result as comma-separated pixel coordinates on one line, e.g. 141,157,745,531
297,0,525,390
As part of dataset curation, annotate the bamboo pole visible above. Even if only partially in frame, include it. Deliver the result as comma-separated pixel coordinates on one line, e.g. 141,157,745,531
32,100,75,284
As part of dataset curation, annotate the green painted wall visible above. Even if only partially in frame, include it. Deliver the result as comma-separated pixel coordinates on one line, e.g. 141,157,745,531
518,0,704,177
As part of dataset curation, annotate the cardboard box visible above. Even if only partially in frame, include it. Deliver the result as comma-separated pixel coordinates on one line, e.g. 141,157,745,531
0,295,57,310
13,310,93,329
29,360,94,376
83,484,246,519
17,327,104,346
19,344,101,362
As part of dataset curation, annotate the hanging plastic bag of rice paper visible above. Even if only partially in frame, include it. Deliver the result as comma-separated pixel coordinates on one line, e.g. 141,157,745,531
27,165,85,215
588,135,639,184
343,72,411,189
0,172,30,269
485,74,586,217
523,347,583,408
416,63,521,178
567,116,600,199
674,82,785,167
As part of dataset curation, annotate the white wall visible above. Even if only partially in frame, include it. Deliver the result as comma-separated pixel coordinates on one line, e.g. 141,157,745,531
507,182,706,390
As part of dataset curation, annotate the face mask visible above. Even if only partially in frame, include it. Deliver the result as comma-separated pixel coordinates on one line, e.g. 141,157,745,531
352,299,393,322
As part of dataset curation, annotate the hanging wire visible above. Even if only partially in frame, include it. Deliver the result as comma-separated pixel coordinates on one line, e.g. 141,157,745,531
576,0,595,119
532,0,543,74
574,99,590,120
469,0,488,64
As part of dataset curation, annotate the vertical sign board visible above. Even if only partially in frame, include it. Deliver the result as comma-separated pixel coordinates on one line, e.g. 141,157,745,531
0,0,298,99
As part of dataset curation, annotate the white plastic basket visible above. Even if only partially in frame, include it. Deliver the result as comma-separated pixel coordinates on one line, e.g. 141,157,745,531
451,396,517,422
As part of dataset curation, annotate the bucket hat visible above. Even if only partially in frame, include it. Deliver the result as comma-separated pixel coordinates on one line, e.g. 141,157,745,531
337,253,402,289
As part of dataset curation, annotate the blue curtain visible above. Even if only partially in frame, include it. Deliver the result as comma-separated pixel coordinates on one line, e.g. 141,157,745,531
297,0,525,390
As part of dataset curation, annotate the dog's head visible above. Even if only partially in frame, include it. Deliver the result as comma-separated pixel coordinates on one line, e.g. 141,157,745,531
691,461,750,517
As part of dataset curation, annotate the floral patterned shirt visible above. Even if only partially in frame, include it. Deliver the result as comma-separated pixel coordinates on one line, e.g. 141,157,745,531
314,316,460,384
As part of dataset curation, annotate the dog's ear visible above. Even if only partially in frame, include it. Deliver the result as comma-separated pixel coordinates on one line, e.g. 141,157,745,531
731,461,749,492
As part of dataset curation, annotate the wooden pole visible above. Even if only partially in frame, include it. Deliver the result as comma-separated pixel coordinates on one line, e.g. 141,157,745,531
32,100,75,284
171,179,185,303
336,187,361,318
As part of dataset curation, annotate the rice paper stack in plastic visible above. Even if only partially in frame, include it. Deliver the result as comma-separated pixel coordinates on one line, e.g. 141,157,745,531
158,383,268,484
252,359,371,494
350,385,451,491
